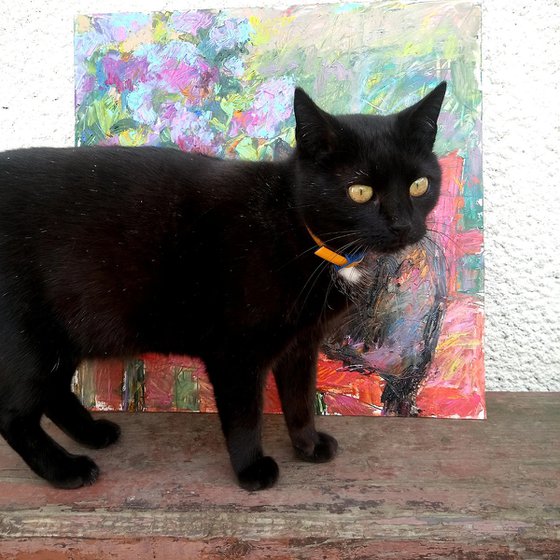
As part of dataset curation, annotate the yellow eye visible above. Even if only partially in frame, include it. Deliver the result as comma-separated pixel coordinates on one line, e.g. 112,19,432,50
348,184,373,203
410,177,429,197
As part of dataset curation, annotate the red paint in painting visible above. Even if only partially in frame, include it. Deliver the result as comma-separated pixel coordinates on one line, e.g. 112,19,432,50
92,359,126,410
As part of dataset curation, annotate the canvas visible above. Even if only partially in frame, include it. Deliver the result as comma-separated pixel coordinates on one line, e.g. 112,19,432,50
74,1,483,418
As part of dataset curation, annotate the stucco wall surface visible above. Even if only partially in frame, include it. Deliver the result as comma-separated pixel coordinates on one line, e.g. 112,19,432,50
0,0,558,390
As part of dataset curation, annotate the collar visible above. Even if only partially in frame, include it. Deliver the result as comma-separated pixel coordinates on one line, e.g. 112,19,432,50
306,226,365,270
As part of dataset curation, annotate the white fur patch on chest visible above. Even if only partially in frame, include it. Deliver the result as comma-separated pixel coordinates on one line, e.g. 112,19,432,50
337,266,364,284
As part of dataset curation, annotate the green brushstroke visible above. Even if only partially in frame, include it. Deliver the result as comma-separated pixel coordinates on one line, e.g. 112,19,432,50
458,253,484,295
174,366,200,411
314,392,327,416
123,359,146,411
461,181,484,230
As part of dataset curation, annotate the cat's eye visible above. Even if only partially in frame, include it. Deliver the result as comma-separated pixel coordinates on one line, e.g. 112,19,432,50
348,184,373,203
409,177,429,197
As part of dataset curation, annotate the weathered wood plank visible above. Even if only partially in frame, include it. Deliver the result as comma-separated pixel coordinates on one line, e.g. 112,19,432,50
2,537,560,560
0,393,559,558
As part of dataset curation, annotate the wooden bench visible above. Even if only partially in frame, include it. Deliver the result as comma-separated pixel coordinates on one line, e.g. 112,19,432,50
1,393,558,559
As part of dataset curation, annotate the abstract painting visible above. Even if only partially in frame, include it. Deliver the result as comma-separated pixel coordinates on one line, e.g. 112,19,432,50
74,1,483,418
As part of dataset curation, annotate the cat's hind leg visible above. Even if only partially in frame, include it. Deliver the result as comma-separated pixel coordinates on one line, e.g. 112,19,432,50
44,357,120,449
0,330,100,488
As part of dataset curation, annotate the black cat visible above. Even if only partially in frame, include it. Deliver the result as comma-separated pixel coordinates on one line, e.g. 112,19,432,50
0,83,446,490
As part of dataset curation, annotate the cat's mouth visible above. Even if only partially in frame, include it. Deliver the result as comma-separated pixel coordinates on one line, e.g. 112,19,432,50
372,229,427,255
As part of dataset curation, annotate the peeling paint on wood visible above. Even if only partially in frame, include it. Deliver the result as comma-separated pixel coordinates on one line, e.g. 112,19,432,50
0,393,559,558
2,537,560,560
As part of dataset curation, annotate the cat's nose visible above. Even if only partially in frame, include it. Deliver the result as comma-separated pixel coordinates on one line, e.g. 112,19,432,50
389,221,411,238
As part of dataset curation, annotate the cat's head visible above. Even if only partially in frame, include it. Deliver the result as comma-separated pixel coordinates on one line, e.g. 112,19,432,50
293,83,446,257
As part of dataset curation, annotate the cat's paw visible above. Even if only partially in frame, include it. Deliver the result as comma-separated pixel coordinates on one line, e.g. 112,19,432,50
49,455,100,489
295,431,338,463
237,456,279,491
80,419,121,449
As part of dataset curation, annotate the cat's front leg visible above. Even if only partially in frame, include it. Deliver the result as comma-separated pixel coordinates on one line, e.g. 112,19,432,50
273,331,338,463
205,355,278,491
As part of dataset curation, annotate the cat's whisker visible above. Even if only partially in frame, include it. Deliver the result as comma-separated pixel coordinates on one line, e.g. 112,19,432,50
421,235,452,281
277,248,318,271
276,230,361,270
307,228,362,242
335,238,362,254
421,239,447,270
298,261,330,317
294,257,328,308
320,273,337,324
417,236,440,261
425,227,461,251
319,241,369,321
308,237,365,313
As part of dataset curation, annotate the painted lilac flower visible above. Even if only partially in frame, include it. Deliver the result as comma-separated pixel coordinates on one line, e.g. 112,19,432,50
97,135,121,146
75,71,96,106
144,40,199,66
164,103,218,155
92,13,151,44
208,17,252,51
157,58,219,103
170,11,214,35
101,53,150,93
229,78,295,140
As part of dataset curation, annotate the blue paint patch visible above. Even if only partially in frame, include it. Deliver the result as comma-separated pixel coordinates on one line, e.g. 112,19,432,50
334,3,364,14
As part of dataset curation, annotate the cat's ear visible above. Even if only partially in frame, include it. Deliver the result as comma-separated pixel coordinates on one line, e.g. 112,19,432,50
399,81,447,150
293,88,338,161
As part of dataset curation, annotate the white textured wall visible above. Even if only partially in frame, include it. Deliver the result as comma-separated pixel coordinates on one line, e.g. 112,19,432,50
1,0,559,390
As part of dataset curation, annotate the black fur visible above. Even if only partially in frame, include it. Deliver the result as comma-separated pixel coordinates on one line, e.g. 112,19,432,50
0,83,445,489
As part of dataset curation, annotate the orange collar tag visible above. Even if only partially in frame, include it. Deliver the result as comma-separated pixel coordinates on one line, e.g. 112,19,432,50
306,226,364,269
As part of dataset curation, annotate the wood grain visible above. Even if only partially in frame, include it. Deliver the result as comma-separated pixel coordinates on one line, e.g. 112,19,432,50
0,393,559,559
